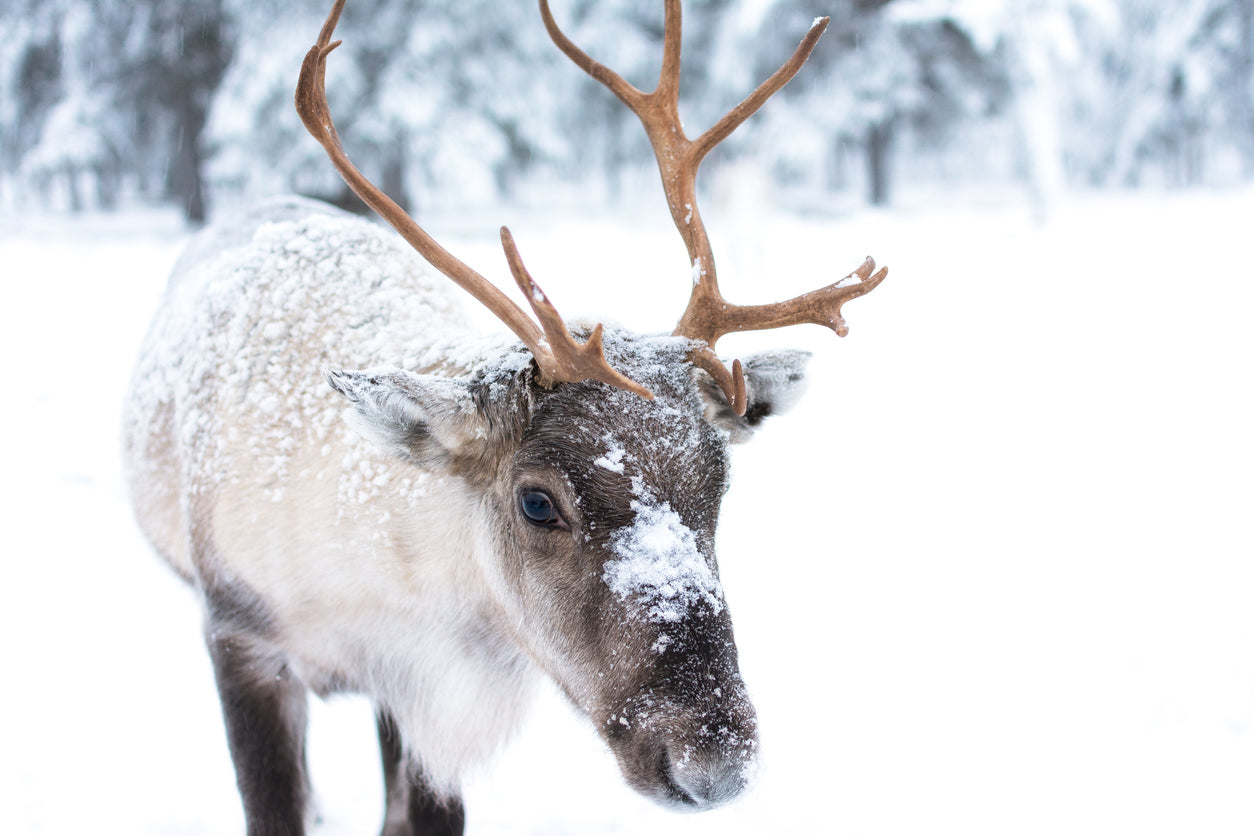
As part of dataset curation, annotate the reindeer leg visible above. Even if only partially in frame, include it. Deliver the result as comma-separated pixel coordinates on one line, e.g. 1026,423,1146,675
376,710,465,836
207,626,310,836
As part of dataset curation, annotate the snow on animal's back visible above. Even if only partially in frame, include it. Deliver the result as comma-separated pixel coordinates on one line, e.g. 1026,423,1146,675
121,196,491,571
166,195,471,378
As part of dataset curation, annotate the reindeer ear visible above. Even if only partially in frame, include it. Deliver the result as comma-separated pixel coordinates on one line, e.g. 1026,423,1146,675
324,368,489,466
698,349,811,443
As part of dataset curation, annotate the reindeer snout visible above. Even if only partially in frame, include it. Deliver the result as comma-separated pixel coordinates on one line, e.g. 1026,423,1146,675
605,682,759,811
663,730,756,809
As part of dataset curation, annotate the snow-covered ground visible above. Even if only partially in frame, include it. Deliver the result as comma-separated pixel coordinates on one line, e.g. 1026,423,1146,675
2,186,1252,835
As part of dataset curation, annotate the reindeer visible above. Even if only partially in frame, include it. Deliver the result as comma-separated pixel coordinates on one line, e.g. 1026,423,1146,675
122,1,887,834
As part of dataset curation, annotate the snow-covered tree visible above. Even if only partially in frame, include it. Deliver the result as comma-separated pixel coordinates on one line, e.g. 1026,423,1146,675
0,0,232,220
1097,0,1254,186
730,0,1004,205
209,0,586,211
3,0,1253,218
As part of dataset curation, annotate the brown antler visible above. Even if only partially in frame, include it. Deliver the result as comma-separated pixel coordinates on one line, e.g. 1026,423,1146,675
542,0,887,415
296,0,652,400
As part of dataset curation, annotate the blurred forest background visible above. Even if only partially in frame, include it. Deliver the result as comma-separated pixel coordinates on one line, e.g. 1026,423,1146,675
2,0,1252,224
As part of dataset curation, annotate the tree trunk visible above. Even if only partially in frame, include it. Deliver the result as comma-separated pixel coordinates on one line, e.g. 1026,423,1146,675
1238,0,1254,176
866,120,893,206
64,162,83,212
168,103,209,224
381,145,408,213
151,0,233,225
95,161,119,210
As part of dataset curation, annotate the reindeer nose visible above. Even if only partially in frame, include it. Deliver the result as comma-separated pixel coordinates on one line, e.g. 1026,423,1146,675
665,737,755,809
658,695,759,810
606,689,759,810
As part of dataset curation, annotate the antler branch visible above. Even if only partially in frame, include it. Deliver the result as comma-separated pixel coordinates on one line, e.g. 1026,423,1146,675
297,0,652,398
500,229,653,398
682,257,890,344
541,1,886,415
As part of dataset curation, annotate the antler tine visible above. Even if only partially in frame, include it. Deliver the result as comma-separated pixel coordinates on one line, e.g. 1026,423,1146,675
500,229,653,399
689,256,890,343
542,0,706,274
297,0,649,396
539,0,647,112
691,17,829,165
691,350,746,415
656,0,684,102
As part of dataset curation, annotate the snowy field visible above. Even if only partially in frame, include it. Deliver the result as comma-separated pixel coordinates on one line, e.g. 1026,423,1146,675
2,186,1252,835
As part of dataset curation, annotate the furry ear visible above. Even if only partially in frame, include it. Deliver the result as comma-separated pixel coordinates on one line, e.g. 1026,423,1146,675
697,349,811,443
324,368,489,467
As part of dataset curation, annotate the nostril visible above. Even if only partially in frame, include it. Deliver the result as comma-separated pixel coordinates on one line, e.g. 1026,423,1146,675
663,740,753,809
609,688,760,811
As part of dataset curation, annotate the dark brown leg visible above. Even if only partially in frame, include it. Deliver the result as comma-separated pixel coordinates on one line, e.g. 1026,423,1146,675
207,627,309,836
377,710,465,836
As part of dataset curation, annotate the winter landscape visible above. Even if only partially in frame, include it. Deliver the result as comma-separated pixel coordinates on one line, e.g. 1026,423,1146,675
4,183,1253,834
3,0,1254,833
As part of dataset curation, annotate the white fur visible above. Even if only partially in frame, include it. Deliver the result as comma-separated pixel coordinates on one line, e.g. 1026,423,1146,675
123,197,538,794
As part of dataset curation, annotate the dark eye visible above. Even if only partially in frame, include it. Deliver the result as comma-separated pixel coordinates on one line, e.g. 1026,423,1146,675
519,489,565,529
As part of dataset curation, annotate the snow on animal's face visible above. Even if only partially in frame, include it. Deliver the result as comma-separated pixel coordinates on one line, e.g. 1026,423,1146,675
328,333,810,809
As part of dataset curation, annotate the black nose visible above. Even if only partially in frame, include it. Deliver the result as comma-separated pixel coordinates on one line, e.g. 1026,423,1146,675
606,693,760,811
664,738,754,809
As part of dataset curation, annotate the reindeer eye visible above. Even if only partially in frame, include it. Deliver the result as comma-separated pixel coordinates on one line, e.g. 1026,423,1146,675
519,489,564,529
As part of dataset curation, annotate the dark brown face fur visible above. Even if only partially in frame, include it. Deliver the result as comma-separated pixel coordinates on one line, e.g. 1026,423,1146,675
479,337,758,809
